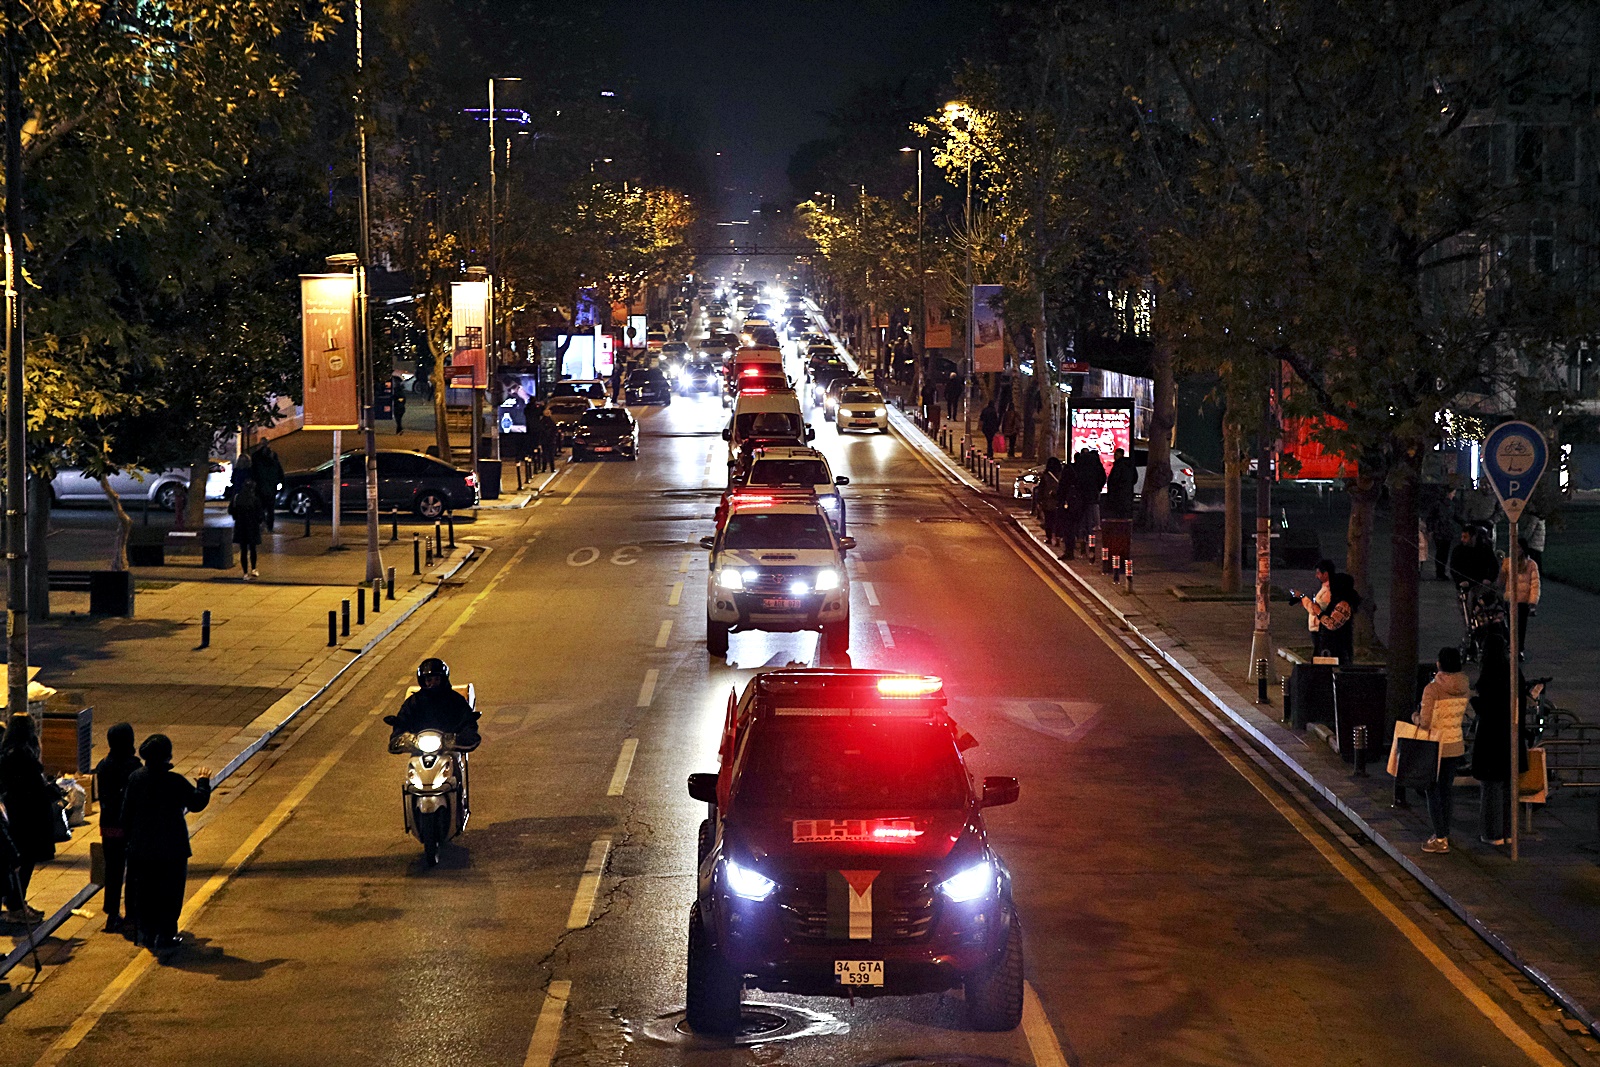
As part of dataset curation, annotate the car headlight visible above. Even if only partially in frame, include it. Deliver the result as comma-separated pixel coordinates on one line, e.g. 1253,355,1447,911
875,407,886,416
820,496,839,510
416,731,443,754
717,568,746,591
838,408,853,418
939,860,995,903
724,859,776,901
814,568,840,591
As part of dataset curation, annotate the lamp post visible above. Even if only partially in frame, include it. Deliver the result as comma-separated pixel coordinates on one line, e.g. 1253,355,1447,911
901,146,924,402
945,101,976,435
5,0,27,714
353,0,382,582
487,77,521,463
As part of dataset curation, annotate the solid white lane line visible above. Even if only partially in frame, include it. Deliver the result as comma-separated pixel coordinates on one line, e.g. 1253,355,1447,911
607,739,639,797
655,620,673,647
1022,982,1070,1067
636,668,659,708
876,620,895,649
668,581,683,606
862,581,879,606
521,979,572,1067
560,463,602,505
679,552,691,573
566,838,612,928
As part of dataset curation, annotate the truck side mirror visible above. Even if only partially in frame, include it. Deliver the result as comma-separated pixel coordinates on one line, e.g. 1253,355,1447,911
687,772,719,804
835,476,850,485
838,535,856,551
699,535,717,550
981,776,1020,808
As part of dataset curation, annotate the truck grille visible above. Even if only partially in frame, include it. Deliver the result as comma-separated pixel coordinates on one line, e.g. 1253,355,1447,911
775,871,937,943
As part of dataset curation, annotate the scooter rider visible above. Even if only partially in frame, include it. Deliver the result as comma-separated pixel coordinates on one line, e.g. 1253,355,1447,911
391,658,481,809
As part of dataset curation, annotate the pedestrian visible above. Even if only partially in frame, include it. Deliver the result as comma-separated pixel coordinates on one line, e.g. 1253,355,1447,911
1301,565,1359,666
1105,447,1138,520
1074,449,1106,545
1002,401,1021,459
0,713,57,923
1425,487,1458,580
944,373,962,421
1448,524,1498,596
979,401,1000,458
539,408,561,473
393,390,407,434
1038,457,1062,544
1058,472,1084,561
93,722,142,934
1413,647,1471,854
1470,633,1524,847
1497,541,1540,655
1523,506,1545,567
229,478,264,581
251,441,284,534
122,734,211,952
1302,559,1335,658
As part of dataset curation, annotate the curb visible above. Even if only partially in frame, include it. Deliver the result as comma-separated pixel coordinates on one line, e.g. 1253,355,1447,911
0,543,481,980
889,401,1600,1043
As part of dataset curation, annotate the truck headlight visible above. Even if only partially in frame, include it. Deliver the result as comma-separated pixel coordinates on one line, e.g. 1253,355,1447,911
820,496,839,510
717,568,748,591
724,859,776,901
939,860,995,903
814,568,840,591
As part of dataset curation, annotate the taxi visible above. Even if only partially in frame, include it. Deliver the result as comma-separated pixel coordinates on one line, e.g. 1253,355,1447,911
685,670,1023,1034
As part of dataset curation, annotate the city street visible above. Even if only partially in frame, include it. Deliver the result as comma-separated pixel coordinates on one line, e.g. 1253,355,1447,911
0,379,1571,1066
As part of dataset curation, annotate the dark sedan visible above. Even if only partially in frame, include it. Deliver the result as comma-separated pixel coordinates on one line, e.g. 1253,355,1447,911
677,361,719,396
571,408,639,461
278,450,479,519
625,368,674,406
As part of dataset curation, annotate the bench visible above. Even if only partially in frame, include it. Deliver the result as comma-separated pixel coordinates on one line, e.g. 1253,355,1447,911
47,570,135,616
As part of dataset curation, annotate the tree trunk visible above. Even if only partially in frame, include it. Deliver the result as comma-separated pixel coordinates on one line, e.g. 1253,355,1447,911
1346,468,1380,650
431,346,452,464
1143,339,1177,531
1222,418,1243,594
1386,453,1422,722
26,475,49,620
99,475,133,571
183,451,209,530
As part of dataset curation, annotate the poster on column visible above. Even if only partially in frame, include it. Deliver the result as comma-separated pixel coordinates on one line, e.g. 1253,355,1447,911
300,274,359,430
972,284,1004,372
1068,398,1133,474
924,295,952,349
451,279,489,388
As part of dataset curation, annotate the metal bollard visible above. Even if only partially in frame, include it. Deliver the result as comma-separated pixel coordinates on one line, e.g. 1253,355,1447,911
1280,677,1292,724
1125,558,1134,593
426,538,434,567
341,599,350,637
328,610,338,647
200,609,211,649
1256,657,1270,704
386,566,396,601
372,580,382,614
391,517,399,543
1087,530,1097,556
413,534,421,575
1101,545,1110,574
1351,725,1370,777
515,464,524,491
447,513,455,549
356,590,365,626
304,512,312,538
434,521,443,555
1112,554,1122,583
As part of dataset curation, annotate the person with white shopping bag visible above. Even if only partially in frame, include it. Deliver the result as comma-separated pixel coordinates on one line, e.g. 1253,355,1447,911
1392,648,1470,853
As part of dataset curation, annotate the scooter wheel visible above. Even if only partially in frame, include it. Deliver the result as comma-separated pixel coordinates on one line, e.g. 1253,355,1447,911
424,841,440,866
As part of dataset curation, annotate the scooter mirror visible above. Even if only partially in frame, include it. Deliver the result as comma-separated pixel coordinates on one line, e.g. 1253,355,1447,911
382,715,399,727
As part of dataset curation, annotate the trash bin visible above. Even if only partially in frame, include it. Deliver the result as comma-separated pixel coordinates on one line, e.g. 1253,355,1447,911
200,526,234,570
42,706,93,775
1289,662,1337,730
1333,666,1387,763
88,571,135,617
128,526,166,566
477,459,502,501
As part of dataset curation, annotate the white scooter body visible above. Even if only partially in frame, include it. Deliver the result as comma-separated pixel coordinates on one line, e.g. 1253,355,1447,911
391,683,475,863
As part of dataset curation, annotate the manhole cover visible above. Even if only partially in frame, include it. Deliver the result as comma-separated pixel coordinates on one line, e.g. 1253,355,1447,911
640,538,688,547
648,1002,847,1047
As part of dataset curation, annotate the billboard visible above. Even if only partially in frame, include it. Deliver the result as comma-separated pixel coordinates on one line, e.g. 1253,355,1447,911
451,279,489,388
1069,398,1133,474
972,284,1004,372
300,274,359,430
925,295,952,349
627,314,648,349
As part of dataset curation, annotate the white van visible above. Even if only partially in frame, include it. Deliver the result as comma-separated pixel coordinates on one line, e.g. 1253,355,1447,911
724,391,811,465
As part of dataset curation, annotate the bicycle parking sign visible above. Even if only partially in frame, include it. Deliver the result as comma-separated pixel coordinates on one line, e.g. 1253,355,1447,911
1481,420,1547,522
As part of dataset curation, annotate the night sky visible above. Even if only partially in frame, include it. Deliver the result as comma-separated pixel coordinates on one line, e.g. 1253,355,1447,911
589,0,978,216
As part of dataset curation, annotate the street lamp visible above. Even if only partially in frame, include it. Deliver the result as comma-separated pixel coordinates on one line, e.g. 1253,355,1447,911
487,76,522,464
353,0,381,581
901,146,924,401
944,101,977,435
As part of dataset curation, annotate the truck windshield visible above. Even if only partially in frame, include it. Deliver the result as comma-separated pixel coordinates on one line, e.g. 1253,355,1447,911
736,720,968,809
722,512,833,550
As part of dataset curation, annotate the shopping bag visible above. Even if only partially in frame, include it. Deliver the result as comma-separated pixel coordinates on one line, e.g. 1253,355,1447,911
1519,747,1548,805
993,433,1006,455
1387,721,1429,777
1394,736,1442,790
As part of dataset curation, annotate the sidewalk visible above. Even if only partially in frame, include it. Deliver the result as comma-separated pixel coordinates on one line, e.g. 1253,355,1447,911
0,513,487,975
890,403,1600,1046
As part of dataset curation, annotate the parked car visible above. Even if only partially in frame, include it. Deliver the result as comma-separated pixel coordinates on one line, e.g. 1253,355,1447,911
545,395,597,442
571,407,640,461
51,461,233,510
1010,449,1198,511
278,450,478,519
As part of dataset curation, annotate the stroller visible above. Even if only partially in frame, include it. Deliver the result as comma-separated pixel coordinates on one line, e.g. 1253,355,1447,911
1457,582,1507,664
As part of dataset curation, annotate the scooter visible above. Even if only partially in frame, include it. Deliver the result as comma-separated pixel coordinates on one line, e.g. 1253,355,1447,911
384,683,476,866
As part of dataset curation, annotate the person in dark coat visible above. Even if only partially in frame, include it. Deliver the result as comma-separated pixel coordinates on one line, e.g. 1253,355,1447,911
229,479,264,580
1059,473,1084,561
250,442,285,534
1105,447,1138,520
393,390,407,434
1470,634,1526,846
979,401,1000,458
944,373,962,420
122,734,210,952
0,713,57,922
93,723,142,933
1073,449,1107,545
1037,457,1063,544
539,410,561,472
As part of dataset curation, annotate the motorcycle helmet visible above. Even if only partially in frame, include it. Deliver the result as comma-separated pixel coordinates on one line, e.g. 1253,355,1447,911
417,657,450,686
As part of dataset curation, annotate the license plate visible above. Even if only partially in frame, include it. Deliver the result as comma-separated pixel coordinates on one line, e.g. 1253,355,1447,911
760,597,801,610
835,960,883,986
593,446,613,452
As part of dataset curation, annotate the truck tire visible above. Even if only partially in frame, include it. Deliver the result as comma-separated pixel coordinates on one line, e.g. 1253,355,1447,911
707,617,730,657
686,907,742,1034
964,914,1024,1031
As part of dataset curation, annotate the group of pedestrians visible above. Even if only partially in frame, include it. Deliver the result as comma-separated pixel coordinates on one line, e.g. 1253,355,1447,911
1446,518,1543,656
1034,448,1141,560
227,440,285,582
0,715,210,953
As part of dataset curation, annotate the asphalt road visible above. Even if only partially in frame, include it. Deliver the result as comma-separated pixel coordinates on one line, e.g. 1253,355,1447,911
0,362,1573,1065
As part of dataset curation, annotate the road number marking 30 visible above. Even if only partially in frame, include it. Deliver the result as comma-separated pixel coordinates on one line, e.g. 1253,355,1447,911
567,545,640,567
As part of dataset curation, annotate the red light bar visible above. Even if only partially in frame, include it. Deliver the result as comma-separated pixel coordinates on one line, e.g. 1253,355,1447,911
876,675,944,698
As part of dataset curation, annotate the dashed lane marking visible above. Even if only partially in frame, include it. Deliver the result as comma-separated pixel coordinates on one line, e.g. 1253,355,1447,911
655,620,673,648
679,552,691,572
560,463,603,505
607,738,639,797
668,581,683,606
862,580,879,606
566,838,612,928
636,668,659,708
521,979,571,1067
876,620,895,649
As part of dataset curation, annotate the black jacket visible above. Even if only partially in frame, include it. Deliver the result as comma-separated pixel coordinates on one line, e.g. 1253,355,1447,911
979,407,1000,437
252,447,286,498
123,765,211,862
94,751,143,832
392,686,481,745
0,744,58,863
1448,540,1498,587
1074,454,1107,498
1106,456,1138,505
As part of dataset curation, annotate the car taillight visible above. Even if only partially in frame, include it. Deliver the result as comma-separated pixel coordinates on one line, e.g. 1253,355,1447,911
1182,467,1193,476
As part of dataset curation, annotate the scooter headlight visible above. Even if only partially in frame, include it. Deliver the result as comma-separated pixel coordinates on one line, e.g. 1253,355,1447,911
939,860,995,903
724,859,776,901
416,731,443,754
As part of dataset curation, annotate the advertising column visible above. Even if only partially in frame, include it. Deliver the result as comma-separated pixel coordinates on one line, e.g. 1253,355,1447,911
452,278,489,488
301,274,360,546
